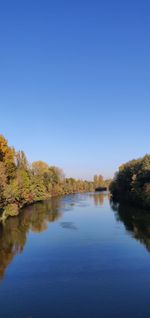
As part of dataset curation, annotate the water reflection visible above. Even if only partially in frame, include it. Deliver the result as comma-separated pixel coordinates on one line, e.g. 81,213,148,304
60,222,78,231
0,193,107,280
0,198,62,280
1,193,150,282
111,199,150,253
90,192,110,206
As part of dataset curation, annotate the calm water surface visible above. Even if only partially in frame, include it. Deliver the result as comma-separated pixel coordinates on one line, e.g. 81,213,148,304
0,192,150,318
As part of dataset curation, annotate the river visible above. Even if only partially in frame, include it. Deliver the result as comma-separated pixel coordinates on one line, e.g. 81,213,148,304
0,192,150,318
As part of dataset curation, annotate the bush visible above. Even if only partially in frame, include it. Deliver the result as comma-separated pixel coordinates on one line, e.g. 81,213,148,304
4,204,19,218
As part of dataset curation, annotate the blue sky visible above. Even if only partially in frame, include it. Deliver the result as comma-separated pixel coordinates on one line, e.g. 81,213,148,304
0,0,150,179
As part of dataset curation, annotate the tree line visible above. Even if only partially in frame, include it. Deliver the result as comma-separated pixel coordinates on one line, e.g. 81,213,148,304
110,155,150,208
0,135,109,221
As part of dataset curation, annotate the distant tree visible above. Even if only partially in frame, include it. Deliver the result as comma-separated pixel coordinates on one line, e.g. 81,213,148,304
93,174,105,188
15,151,29,171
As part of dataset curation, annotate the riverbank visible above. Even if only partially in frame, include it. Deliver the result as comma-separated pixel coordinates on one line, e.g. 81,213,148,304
0,135,111,222
0,188,95,222
0,134,96,222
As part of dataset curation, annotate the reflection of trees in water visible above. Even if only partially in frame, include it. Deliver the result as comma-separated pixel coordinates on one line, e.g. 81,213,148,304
111,199,150,253
91,192,110,206
60,222,77,231
0,198,62,280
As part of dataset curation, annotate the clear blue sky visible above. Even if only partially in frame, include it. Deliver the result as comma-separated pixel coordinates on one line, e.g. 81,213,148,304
0,0,150,180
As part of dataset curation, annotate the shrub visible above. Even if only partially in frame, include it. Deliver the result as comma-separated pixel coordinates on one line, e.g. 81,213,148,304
3,203,19,218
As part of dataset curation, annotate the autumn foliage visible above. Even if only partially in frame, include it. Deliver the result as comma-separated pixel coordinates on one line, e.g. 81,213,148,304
110,155,150,208
0,135,95,221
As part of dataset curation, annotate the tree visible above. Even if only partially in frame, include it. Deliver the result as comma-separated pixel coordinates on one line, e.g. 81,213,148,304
0,162,7,206
0,134,95,222
110,155,150,208
0,135,15,177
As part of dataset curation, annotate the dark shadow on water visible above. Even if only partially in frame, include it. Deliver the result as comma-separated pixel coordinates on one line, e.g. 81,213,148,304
60,222,78,231
111,198,150,253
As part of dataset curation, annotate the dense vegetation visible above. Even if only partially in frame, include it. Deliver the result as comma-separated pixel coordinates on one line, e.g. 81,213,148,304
110,155,150,208
0,135,95,221
0,135,110,221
